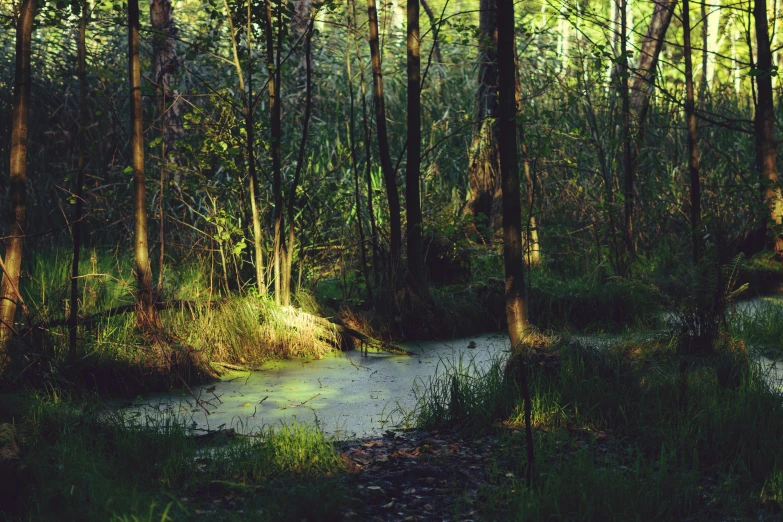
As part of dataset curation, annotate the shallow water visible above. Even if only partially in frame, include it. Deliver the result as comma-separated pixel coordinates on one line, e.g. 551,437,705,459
132,333,510,438
131,297,783,437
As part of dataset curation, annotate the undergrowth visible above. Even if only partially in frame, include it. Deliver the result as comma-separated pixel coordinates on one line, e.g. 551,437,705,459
406,337,783,520
0,390,346,521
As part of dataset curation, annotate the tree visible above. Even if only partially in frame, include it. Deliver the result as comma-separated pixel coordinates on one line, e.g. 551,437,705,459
0,0,37,358
466,0,501,234
69,0,88,356
366,0,402,270
619,0,635,258
683,0,702,261
497,0,533,484
406,0,425,292
222,0,266,296
150,0,184,178
754,0,783,255
630,0,677,124
129,0,159,328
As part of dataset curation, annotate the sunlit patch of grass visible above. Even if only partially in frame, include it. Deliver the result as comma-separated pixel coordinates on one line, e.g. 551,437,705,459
10,390,346,521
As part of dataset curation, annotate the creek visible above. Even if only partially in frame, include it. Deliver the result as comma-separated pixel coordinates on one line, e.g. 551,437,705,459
133,333,511,438
130,297,783,437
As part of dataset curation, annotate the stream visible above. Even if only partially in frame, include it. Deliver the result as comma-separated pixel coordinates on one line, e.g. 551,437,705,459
129,297,783,438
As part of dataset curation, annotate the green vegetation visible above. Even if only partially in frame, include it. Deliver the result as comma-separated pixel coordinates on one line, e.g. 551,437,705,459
1,391,346,521
407,337,783,520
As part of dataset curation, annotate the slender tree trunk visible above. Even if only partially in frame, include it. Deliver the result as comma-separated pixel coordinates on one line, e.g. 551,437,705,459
129,0,158,328
223,0,265,295
150,0,184,184
285,8,315,306
265,0,285,304
419,0,444,77
406,0,426,292
367,0,402,270
69,0,88,356
347,5,373,301
620,0,635,258
706,0,722,91
352,0,381,285
497,0,533,485
467,0,501,234
630,0,676,123
0,0,37,356
684,0,703,261
755,0,783,255
247,1,265,295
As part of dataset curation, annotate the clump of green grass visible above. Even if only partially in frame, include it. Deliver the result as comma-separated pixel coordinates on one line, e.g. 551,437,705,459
407,336,783,519
729,299,783,358
7,389,346,521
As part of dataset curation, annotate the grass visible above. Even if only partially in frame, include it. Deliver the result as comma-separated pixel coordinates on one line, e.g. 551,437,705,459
729,297,783,358
4,248,341,394
405,335,783,520
1,389,347,521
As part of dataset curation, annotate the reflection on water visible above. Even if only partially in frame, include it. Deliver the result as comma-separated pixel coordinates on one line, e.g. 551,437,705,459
131,334,510,439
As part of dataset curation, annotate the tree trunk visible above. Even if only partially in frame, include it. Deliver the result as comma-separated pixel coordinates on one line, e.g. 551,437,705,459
684,0,703,262
366,0,402,270
755,0,783,255
419,0,444,77
69,0,88,357
406,0,426,292
620,0,635,258
150,0,184,183
223,0,265,295
497,0,533,485
0,0,36,355
704,0,721,92
346,4,373,301
129,0,158,329
630,0,676,123
467,0,501,234
352,0,381,285
285,7,315,306
266,0,286,304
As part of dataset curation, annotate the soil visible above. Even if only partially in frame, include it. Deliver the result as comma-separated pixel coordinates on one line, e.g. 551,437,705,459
340,429,500,522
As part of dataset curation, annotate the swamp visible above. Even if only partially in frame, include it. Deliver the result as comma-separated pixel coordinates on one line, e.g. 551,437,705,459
3,0,783,520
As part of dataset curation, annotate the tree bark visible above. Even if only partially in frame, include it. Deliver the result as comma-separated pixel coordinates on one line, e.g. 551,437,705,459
352,0,381,286
754,0,783,255
285,7,315,306
419,0,444,77
346,4,373,301
467,0,501,234
406,0,426,292
265,0,286,304
0,0,36,355
150,0,184,180
69,0,88,356
366,0,402,270
497,0,533,484
684,0,703,262
129,0,159,328
630,0,677,123
620,0,635,258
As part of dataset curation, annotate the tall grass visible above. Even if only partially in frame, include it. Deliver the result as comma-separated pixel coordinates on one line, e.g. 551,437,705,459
6,390,345,521
5,248,341,393
406,337,783,519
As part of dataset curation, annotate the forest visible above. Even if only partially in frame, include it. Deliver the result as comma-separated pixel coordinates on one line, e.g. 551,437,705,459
2,0,783,519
